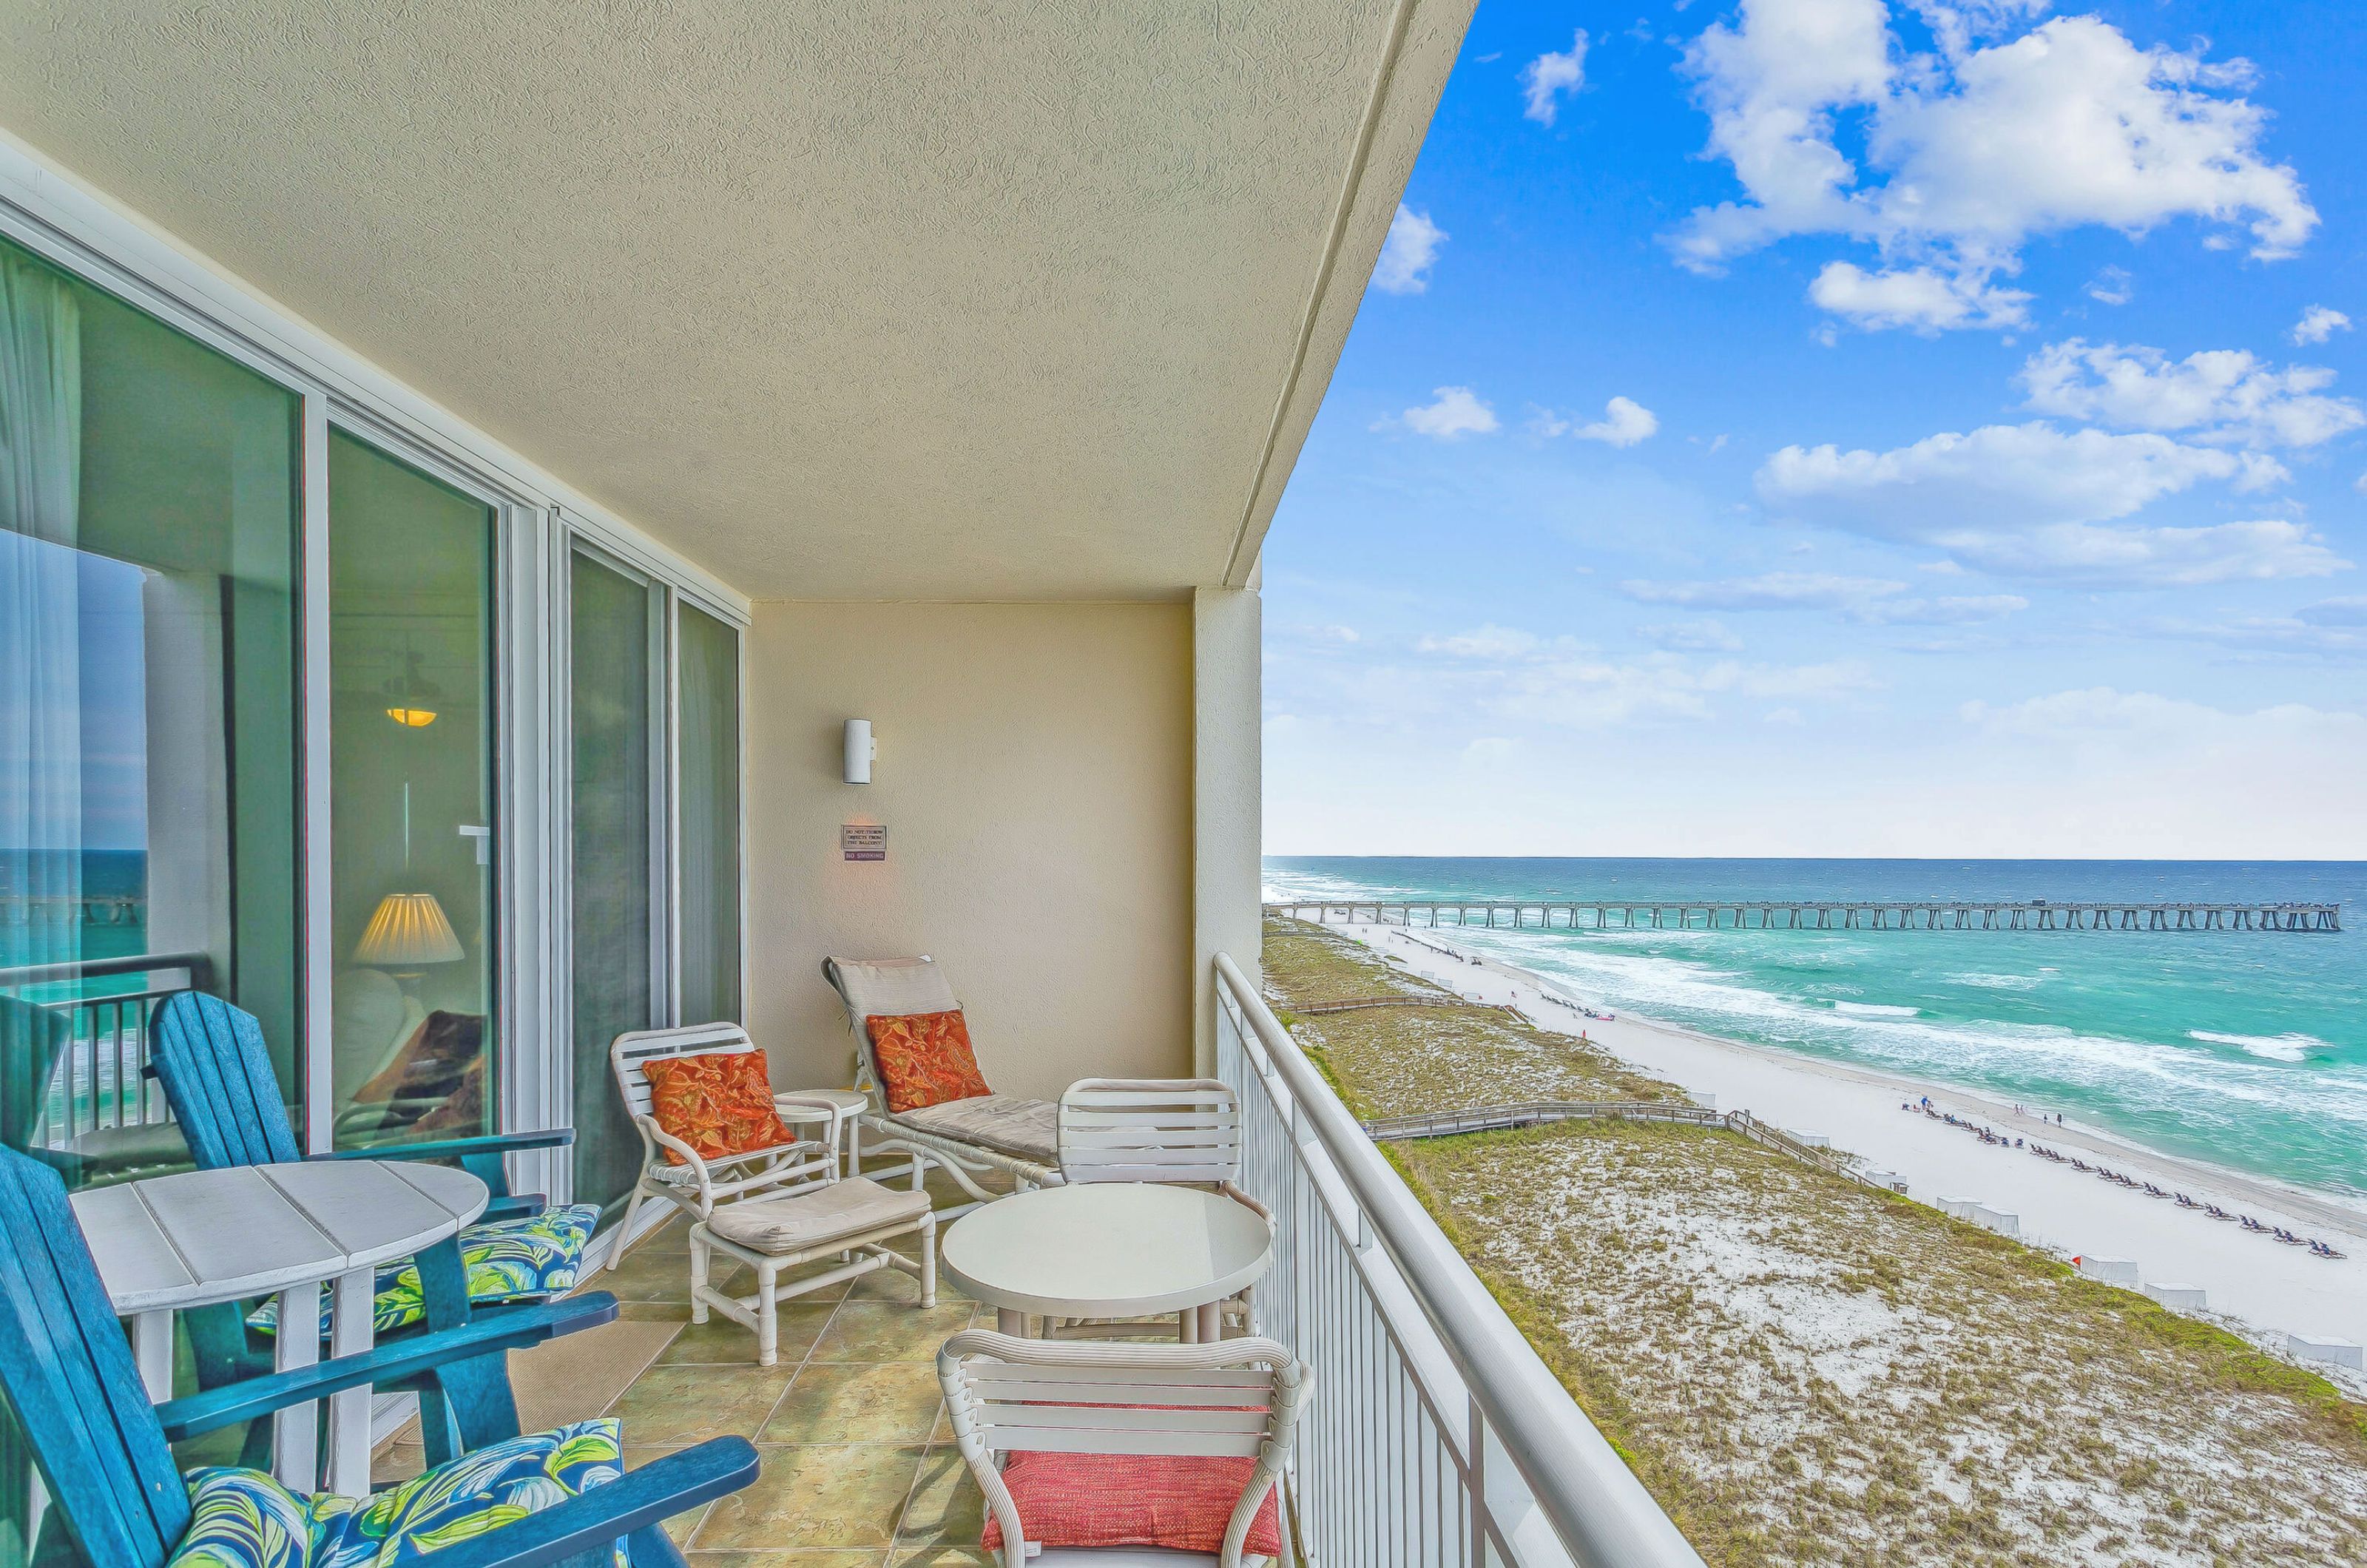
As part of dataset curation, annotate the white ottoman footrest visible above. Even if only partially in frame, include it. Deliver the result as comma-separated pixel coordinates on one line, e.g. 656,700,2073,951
689,1177,937,1365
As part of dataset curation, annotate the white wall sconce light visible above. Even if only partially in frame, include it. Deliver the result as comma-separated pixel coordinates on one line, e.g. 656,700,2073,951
843,718,875,784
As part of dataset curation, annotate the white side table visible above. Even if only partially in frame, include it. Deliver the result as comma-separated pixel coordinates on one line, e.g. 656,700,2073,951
940,1183,1273,1342
75,1159,486,1498
774,1087,870,1177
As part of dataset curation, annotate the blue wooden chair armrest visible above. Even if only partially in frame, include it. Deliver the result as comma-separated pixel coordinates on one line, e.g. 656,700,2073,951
154,1293,620,1442
390,1439,760,1568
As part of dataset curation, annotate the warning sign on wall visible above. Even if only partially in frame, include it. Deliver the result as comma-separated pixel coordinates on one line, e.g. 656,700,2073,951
841,824,887,862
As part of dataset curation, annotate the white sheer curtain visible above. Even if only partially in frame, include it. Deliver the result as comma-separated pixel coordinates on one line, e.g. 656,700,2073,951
0,252,84,972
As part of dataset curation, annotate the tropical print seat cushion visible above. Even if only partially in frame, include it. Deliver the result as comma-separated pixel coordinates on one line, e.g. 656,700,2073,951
169,1419,626,1568
249,1204,598,1338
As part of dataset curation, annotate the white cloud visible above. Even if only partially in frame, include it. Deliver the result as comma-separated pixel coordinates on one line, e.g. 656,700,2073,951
1374,204,1447,295
2019,339,2365,449
1536,395,1661,446
1809,261,2029,331
1624,572,2025,623
2291,305,2351,346
2083,266,2132,306
1674,7,2315,329
1419,624,1565,659
1522,30,1590,125
2301,596,2367,626
1622,571,1908,610
1755,421,2338,582
1639,618,1745,652
1387,385,1499,439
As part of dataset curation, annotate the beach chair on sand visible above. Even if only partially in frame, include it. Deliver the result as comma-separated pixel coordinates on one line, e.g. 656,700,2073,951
822,956,1061,1214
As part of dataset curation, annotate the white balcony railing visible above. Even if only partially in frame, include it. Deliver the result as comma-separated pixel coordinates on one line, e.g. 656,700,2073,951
1213,953,1705,1568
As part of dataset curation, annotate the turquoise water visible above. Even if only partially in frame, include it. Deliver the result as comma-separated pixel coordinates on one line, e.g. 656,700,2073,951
1263,858,2367,1200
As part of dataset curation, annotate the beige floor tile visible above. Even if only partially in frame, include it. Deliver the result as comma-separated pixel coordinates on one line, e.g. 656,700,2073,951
609,1362,796,1448
845,1267,967,1307
762,1361,944,1445
810,1302,976,1364
660,1303,837,1366
891,1444,985,1551
692,1444,926,1551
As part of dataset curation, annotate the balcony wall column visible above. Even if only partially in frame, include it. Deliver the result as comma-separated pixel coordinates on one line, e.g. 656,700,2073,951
1192,581,1261,1076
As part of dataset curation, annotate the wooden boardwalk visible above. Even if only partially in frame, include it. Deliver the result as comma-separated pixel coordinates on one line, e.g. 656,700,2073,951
1272,899,2342,933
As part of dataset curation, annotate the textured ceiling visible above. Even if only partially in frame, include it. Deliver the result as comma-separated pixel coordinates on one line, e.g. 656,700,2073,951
0,1,1471,600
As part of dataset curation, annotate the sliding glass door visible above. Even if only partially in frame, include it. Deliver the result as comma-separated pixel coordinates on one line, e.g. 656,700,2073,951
676,602,741,1024
327,432,499,1146
0,233,303,1175
569,547,661,1220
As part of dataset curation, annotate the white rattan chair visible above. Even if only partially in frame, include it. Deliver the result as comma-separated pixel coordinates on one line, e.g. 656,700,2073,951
938,1329,1310,1567
821,956,1062,1213
1057,1078,1272,1340
604,1021,838,1268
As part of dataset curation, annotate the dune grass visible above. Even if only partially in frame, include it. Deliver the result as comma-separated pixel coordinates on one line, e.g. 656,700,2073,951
1262,916,2367,1567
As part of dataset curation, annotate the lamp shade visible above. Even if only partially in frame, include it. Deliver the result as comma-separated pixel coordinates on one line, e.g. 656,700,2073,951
354,892,464,967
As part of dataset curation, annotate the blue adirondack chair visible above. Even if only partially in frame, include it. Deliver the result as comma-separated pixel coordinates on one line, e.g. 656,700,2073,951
0,1145,755,1568
0,996,71,1175
146,992,598,1467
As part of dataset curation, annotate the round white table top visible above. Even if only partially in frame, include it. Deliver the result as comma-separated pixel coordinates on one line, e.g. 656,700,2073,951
940,1183,1274,1318
72,1158,489,1314
773,1087,869,1119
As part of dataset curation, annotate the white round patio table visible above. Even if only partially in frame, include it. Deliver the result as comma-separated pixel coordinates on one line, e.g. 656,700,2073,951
73,1158,486,1498
940,1182,1272,1342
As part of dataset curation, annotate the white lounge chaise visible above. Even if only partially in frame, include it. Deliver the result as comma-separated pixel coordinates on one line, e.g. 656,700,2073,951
822,955,1061,1213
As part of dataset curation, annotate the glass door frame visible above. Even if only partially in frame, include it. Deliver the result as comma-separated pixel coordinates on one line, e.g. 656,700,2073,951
547,527,749,1209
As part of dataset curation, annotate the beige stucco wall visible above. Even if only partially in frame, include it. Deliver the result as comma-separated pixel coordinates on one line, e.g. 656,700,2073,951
745,601,1196,1099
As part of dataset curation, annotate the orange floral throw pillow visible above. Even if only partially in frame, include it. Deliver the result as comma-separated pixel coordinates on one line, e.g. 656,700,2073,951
866,1010,992,1114
641,1051,795,1166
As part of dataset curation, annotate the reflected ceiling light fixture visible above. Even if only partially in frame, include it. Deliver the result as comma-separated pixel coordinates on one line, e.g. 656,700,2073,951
383,649,442,728
844,719,874,785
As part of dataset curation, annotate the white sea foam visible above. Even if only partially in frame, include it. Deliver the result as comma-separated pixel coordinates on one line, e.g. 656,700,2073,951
2190,1030,2320,1063
1951,972,2041,990
1831,1001,1919,1018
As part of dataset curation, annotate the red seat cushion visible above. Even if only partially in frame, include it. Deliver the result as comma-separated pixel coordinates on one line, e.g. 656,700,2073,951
866,1009,993,1113
641,1051,795,1166
979,1450,1282,1555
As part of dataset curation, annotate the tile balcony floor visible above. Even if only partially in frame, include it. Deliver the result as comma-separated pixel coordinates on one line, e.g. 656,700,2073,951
387,1160,1016,1567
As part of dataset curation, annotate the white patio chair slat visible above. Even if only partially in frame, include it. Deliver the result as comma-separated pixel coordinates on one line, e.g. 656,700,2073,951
965,1363,1272,1389
1060,1144,1242,1167
969,1426,1268,1459
1060,1132,1240,1155
976,1403,1269,1435
1061,1109,1241,1129
1058,1091,1237,1108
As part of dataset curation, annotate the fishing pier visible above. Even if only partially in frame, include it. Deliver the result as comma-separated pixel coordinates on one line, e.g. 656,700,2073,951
1269,899,2343,933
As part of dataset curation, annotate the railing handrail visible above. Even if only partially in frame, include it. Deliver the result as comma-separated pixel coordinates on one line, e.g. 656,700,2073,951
0,950,214,991
1215,952,1706,1568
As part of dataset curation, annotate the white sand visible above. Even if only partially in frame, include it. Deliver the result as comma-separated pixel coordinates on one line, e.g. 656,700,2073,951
1334,920,2367,1365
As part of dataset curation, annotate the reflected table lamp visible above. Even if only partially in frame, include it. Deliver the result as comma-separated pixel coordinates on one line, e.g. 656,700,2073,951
354,892,463,993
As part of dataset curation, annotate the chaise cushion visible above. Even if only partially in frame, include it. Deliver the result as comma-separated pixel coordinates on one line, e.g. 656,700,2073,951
979,1450,1282,1556
703,1177,933,1255
642,1051,797,1166
250,1204,600,1337
890,1094,1058,1166
172,1419,627,1568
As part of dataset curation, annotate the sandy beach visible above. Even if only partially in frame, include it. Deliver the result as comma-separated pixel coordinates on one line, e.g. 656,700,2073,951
1328,919,2367,1365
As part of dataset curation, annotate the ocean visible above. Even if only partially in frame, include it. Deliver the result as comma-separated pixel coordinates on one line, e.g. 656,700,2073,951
1262,857,2367,1200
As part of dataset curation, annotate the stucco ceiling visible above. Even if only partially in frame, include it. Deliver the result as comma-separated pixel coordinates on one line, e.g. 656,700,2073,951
0,1,1472,600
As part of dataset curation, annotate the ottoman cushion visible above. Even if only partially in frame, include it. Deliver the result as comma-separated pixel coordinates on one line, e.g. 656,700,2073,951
706,1177,932,1254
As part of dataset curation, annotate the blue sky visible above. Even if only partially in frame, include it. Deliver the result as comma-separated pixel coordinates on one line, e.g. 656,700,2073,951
1262,0,2367,860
